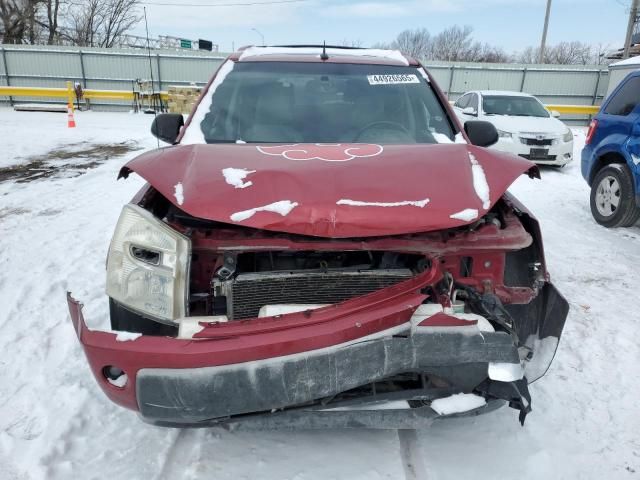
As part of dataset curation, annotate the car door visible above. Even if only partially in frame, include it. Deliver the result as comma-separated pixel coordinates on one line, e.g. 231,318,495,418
600,75,640,155
622,78,640,166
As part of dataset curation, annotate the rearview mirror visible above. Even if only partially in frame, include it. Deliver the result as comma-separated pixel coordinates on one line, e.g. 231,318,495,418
464,120,498,147
462,107,478,116
550,110,561,118
151,113,185,144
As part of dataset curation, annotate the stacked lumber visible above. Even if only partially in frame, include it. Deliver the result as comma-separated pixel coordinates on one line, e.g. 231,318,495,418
167,85,203,114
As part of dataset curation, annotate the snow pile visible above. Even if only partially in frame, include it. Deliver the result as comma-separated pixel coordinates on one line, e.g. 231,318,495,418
238,46,409,65
468,152,491,209
115,331,142,342
222,167,256,189
337,198,430,208
173,182,184,205
230,200,298,222
449,208,479,221
180,60,235,145
431,393,487,415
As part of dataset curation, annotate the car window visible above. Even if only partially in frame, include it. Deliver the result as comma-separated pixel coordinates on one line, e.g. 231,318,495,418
187,62,456,145
604,76,640,116
455,94,470,109
482,95,549,118
468,94,478,112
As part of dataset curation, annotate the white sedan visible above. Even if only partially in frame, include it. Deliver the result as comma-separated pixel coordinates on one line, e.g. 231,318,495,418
453,90,573,166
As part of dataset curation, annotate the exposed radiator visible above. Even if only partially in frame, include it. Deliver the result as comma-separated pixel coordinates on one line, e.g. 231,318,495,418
221,269,413,320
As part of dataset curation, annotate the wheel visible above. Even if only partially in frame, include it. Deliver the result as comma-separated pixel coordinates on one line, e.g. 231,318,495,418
589,164,640,228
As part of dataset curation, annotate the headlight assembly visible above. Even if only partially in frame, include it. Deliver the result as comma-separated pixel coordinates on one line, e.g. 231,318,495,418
563,129,573,143
497,130,513,139
106,204,190,323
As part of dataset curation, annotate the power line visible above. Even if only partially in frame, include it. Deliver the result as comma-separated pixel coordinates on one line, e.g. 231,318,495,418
142,0,309,7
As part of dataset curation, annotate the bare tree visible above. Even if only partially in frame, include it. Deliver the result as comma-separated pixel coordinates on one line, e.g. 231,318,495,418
44,0,60,44
589,42,611,65
390,28,431,59
101,0,141,48
430,25,474,61
519,41,600,65
0,0,38,44
64,0,140,47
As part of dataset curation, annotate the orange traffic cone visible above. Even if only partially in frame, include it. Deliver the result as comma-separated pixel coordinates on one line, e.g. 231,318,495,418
67,102,76,128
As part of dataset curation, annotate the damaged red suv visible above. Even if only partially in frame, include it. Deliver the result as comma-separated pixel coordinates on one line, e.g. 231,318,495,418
67,46,569,428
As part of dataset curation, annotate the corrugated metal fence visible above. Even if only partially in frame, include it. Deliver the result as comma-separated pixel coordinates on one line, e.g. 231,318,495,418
0,45,609,121
0,44,225,109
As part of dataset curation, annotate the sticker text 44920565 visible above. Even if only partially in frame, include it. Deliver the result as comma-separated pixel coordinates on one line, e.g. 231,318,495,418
367,74,420,85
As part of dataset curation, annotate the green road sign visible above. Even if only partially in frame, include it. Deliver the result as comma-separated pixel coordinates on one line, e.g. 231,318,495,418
180,39,192,49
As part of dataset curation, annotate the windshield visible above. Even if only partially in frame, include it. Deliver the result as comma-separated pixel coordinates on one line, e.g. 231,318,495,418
185,61,456,144
482,95,549,118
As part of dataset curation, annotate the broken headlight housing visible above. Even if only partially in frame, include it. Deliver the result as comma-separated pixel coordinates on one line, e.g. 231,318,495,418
106,204,190,322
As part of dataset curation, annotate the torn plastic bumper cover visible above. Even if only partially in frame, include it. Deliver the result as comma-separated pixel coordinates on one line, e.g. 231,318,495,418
67,275,567,428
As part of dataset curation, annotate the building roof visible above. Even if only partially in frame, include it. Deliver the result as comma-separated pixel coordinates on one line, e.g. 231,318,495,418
610,55,640,68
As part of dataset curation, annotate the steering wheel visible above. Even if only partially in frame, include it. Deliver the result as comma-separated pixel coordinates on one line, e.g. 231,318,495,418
354,121,412,142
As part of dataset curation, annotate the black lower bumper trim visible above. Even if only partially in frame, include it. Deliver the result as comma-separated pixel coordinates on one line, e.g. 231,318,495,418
137,330,519,425
477,378,532,425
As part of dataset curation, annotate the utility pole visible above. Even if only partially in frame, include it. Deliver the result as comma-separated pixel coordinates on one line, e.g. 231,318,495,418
538,0,552,63
623,0,639,59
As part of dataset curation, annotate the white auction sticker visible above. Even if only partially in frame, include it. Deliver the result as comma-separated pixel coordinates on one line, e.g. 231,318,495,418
367,74,420,85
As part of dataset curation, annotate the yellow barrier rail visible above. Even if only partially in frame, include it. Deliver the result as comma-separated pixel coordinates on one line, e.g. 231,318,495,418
546,104,600,115
0,85,599,115
0,85,169,102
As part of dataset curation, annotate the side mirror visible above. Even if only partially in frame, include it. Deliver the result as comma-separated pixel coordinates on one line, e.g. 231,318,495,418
151,113,185,144
550,110,561,118
464,120,499,147
462,106,478,116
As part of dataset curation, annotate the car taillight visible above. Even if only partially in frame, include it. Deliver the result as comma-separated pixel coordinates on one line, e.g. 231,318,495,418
585,119,598,145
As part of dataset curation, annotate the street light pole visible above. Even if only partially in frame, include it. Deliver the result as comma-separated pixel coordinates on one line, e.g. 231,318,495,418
623,0,639,59
538,0,552,64
252,28,265,46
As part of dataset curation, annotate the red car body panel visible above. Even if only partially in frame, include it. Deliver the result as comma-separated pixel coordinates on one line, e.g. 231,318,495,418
120,143,538,238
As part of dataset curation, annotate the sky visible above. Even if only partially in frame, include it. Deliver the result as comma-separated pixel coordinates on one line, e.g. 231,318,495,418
135,0,631,54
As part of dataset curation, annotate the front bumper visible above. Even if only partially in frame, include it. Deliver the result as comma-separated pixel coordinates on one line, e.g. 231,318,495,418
491,137,573,165
67,270,569,427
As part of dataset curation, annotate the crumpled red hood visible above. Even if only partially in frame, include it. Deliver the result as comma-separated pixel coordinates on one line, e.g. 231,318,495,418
120,143,538,238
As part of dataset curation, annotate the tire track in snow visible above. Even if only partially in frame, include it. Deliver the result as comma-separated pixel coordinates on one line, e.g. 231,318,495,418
154,429,203,480
398,429,429,480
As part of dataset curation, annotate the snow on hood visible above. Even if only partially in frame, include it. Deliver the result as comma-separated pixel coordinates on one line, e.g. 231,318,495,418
119,143,538,238
487,114,567,135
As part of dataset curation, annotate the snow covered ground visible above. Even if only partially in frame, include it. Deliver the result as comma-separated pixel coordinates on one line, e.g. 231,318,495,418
0,108,639,479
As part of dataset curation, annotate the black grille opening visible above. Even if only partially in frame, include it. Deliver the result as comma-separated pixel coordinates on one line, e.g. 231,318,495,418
521,137,553,146
214,251,426,320
229,269,413,320
519,153,557,161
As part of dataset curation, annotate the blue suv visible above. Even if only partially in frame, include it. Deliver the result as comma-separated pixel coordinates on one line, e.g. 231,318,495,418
582,71,640,228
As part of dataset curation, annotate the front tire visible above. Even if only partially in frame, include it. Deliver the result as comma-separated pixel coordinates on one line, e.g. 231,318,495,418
590,164,640,228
